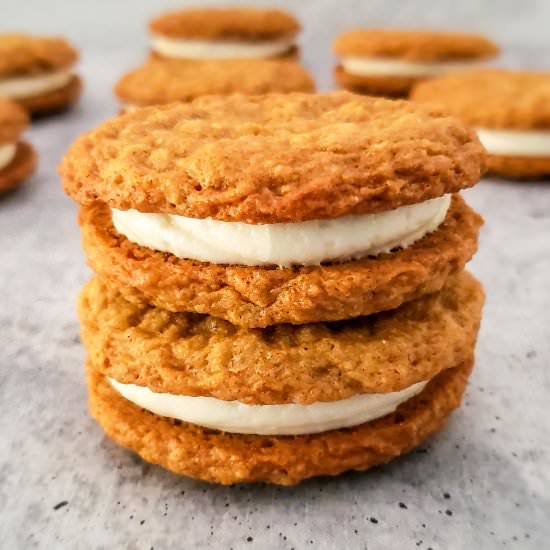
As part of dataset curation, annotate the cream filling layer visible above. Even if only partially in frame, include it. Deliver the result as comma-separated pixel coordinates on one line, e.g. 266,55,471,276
151,34,295,59
111,194,450,267
0,143,16,171
0,69,72,99
108,377,428,435
477,128,550,157
341,56,483,77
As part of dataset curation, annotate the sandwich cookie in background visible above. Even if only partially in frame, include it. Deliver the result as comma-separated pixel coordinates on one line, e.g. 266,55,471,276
60,92,486,485
0,34,82,116
149,6,300,60
115,58,315,111
0,99,37,194
411,70,550,179
333,29,499,98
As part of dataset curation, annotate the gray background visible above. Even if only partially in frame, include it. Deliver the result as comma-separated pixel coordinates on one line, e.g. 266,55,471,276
1,1,549,549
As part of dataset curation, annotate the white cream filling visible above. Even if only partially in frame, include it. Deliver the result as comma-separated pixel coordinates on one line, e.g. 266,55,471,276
111,194,450,267
341,56,483,77
108,377,428,435
0,143,16,171
0,69,72,99
477,128,550,157
151,34,295,59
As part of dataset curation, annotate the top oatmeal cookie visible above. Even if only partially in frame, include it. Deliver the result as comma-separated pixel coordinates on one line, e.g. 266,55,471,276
411,70,550,130
149,7,300,41
334,29,499,61
60,91,485,223
0,33,78,77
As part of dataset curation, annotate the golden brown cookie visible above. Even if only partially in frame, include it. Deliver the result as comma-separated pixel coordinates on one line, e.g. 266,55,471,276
60,92,485,223
411,70,550,178
88,360,473,485
0,33,77,76
333,30,498,98
0,99,28,144
0,142,37,193
79,195,482,327
0,33,81,115
114,59,314,107
486,155,550,179
79,271,483,404
410,70,550,129
149,7,300,41
334,30,499,61
0,100,36,193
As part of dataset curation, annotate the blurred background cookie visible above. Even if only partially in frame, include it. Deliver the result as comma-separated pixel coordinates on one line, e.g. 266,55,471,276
0,99,37,194
149,6,300,60
115,58,315,111
333,29,499,97
0,33,82,116
411,69,550,179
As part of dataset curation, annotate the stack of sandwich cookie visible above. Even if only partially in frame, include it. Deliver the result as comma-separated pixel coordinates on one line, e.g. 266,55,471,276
115,58,314,111
333,29,499,98
411,70,550,179
149,7,300,60
60,92,486,485
0,99,37,193
0,34,81,115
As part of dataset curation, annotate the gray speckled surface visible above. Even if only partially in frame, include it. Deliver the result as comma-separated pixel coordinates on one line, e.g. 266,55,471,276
1,1,549,548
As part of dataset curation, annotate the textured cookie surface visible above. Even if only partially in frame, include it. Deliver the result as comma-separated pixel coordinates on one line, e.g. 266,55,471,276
0,33,78,76
60,92,485,222
334,30,499,61
115,59,314,106
17,75,82,115
79,195,482,327
411,70,550,129
88,361,472,485
149,7,300,40
79,271,483,404
0,99,28,144
334,66,417,97
0,142,37,193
